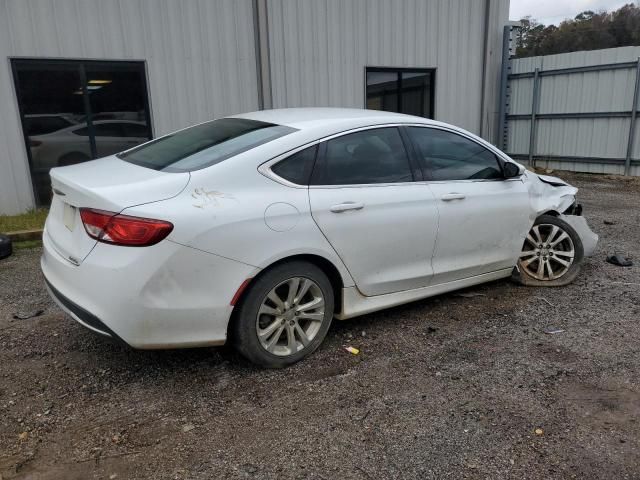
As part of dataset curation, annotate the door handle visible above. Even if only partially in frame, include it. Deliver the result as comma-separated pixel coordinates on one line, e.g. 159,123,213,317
330,202,365,213
440,193,466,201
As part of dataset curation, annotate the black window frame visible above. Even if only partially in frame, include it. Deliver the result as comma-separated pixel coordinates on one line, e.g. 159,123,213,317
365,67,436,118
10,58,153,205
403,125,507,182
310,126,423,186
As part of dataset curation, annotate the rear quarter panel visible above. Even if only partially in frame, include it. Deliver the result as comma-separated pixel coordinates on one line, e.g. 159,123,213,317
122,158,355,288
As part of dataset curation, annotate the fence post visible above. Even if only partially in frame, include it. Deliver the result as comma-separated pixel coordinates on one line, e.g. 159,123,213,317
498,25,512,150
528,68,541,169
624,57,640,176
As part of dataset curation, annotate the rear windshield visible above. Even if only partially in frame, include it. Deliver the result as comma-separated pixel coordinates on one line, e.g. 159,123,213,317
117,118,296,172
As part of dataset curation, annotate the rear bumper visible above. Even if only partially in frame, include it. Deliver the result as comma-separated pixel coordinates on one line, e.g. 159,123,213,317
44,278,126,343
41,230,257,349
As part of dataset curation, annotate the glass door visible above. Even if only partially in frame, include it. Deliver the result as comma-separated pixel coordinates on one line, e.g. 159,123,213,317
11,59,152,206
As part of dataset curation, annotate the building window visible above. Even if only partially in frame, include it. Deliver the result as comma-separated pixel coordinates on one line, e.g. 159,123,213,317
366,68,435,119
11,59,152,206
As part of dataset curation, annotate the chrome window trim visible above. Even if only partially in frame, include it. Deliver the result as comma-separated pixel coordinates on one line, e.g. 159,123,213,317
258,122,521,188
259,123,422,188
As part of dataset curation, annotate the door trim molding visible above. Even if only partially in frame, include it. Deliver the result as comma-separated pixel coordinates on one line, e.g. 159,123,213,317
336,268,512,320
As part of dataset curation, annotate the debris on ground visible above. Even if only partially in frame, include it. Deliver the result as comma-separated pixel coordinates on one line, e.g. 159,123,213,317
182,424,195,433
606,254,633,267
344,346,360,355
544,327,565,335
12,309,44,320
455,292,486,298
537,297,555,307
535,428,544,436
603,220,616,225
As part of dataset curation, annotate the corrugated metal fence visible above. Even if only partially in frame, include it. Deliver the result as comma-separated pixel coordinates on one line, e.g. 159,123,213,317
501,44,640,176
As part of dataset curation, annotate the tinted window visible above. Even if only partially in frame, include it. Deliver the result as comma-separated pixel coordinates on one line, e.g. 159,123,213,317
271,145,317,185
93,123,125,137
118,118,296,172
408,127,503,181
73,127,90,136
12,59,152,206
318,128,413,185
74,123,145,138
366,68,434,118
122,123,149,138
24,116,74,135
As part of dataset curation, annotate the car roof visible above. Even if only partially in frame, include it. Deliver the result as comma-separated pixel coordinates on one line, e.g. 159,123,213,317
231,107,439,131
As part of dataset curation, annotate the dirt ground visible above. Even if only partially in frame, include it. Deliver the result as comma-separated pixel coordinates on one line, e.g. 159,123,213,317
1,172,639,480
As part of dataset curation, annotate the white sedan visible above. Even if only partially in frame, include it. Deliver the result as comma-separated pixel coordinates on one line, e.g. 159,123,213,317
42,108,598,367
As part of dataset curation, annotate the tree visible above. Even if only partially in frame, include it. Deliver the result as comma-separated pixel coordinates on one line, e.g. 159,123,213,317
515,3,640,58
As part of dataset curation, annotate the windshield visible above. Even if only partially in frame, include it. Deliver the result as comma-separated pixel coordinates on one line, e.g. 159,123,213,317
117,118,296,172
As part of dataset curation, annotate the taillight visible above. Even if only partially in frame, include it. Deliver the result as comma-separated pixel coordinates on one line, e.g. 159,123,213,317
79,208,173,247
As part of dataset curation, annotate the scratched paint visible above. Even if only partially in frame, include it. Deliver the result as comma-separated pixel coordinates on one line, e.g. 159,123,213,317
191,188,237,209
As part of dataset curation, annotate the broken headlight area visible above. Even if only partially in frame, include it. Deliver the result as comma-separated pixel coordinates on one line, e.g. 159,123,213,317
563,201,583,216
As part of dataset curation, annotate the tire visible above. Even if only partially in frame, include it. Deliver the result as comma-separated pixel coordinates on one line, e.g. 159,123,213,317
232,261,334,368
512,214,584,287
0,234,12,260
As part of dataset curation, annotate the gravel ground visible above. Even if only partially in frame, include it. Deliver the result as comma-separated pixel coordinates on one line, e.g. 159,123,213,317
1,172,639,480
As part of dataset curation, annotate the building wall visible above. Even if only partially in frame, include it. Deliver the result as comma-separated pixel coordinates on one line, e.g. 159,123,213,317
266,0,509,138
0,0,260,215
0,0,510,215
507,46,640,176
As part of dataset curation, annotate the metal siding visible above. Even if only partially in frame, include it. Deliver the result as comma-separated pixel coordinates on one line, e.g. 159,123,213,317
266,0,504,136
508,46,640,175
0,0,509,214
0,0,259,214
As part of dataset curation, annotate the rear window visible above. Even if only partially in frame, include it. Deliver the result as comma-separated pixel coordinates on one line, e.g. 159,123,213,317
117,118,296,172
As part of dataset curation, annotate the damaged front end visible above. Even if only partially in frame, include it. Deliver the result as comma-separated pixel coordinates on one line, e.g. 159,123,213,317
523,171,599,256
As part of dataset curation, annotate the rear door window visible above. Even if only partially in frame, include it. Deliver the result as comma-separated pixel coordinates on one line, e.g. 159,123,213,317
118,118,296,172
314,128,413,185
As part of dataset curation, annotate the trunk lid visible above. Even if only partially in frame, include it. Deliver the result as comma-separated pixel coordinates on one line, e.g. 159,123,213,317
46,156,189,265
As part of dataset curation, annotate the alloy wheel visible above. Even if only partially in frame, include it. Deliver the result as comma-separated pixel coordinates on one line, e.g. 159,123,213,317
256,277,326,357
519,224,575,281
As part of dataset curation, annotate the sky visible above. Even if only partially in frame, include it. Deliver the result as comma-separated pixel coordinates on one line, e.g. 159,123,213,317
510,0,638,25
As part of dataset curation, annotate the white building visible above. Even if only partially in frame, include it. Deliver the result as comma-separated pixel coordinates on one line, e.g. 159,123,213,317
0,0,509,215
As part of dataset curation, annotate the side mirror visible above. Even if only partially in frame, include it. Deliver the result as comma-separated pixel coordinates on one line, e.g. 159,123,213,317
503,162,521,179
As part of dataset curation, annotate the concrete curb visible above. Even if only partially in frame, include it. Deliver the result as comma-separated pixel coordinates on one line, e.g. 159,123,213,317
4,229,43,242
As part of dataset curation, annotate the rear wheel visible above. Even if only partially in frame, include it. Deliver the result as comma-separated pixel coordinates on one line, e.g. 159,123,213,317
513,214,584,287
232,261,334,368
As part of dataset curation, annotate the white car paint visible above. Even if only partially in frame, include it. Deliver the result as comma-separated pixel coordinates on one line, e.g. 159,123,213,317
42,108,598,349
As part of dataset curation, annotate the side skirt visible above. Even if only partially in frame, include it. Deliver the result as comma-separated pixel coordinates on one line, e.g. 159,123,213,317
335,268,513,320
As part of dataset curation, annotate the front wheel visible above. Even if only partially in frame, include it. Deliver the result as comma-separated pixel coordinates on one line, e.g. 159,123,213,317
513,214,584,287
232,261,334,368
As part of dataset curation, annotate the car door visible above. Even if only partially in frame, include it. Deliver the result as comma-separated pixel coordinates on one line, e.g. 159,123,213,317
406,126,531,285
308,126,439,297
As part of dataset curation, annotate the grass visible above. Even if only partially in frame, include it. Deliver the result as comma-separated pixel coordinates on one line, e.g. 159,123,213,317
0,209,48,233
13,239,43,250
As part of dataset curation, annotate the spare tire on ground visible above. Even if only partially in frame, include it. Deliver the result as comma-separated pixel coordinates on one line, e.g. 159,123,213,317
0,234,13,260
